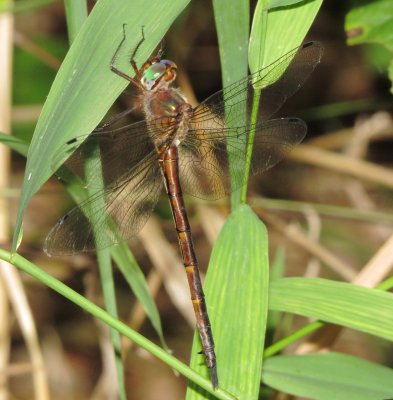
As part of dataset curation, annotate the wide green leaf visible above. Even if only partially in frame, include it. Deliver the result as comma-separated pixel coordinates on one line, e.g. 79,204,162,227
13,0,190,251
268,0,311,9
249,0,322,74
212,0,250,208
262,352,393,400
270,278,393,341
186,205,269,399
64,0,88,43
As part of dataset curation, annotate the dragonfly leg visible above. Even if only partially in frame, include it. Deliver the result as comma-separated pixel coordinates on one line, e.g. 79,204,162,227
130,27,165,77
110,24,143,88
130,25,145,80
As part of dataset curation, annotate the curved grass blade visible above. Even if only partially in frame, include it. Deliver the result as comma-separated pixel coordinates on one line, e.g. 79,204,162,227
212,0,250,208
84,145,127,399
0,132,167,354
0,249,236,400
242,1,322,205
186,205,269,399
64,0,88,43
262,352,393,400
63,6,127,395
0,132,29,155
268,0,313,9
13,0,191,251
249,0,323,74
62,172,168,350
110,233,167,349
269,277,393,341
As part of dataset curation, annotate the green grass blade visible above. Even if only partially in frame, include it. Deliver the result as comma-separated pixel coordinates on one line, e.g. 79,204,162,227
186,205,269,399
0,131,166,357
266,247,286,333
269,278,393,341
111,237,167,349
240,0,322,202
249,0,323,74
268,0,311,9
0,249,235,400
264,321,324,358
63,182,167,352
262,352,393,400
84,146,126,399
212,0,249,209
64,0,88,43
97,248,126,399
379,275,393,291
0,132,29,155
13,0,191,252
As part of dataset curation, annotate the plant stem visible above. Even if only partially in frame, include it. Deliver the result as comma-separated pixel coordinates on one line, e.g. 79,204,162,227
1,249,236,400
240,90,261,204
263,321,324,358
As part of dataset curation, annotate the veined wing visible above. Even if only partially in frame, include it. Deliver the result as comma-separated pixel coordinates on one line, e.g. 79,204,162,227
44,150,163,255
178,117,306,200
192,41,323,126
52,117,177,191
177,41,322,199
44,118,180,255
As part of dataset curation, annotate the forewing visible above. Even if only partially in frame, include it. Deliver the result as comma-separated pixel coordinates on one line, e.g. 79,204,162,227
178,117,306,200
51,118,175,191
44,151,163,255
191,41,323,126
178,41,321,199
45,117,179,255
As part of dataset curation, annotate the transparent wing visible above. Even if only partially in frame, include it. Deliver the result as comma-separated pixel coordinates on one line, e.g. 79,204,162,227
45,41,322,253
177,41,322,199
44,150,163,255
44,118,180,255
52,118,176,190
192,41,323,125
179,117,306,199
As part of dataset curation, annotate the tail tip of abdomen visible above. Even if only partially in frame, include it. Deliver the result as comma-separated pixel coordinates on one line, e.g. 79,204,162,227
210,365,219,389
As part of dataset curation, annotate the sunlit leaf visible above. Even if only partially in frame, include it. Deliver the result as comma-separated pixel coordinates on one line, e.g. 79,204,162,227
249,0,322,74
262,352,393,400
187,205,269,399
270,278,393,341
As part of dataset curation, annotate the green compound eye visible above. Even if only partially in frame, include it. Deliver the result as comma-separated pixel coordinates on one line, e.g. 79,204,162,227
141,60,177,90
141,63,166,90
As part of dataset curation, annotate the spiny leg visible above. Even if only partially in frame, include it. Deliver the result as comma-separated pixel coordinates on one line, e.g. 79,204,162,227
110,24,143,87
130,25,145,79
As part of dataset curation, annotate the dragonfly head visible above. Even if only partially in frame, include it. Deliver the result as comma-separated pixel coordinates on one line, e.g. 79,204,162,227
141,59,177,91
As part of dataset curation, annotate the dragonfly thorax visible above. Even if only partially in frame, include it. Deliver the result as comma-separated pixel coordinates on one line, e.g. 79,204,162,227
143,87,191,118
141,59,177,91
143,88,193,147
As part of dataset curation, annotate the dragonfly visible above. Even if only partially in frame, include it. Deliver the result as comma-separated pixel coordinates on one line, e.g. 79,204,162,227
44,25,323,389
